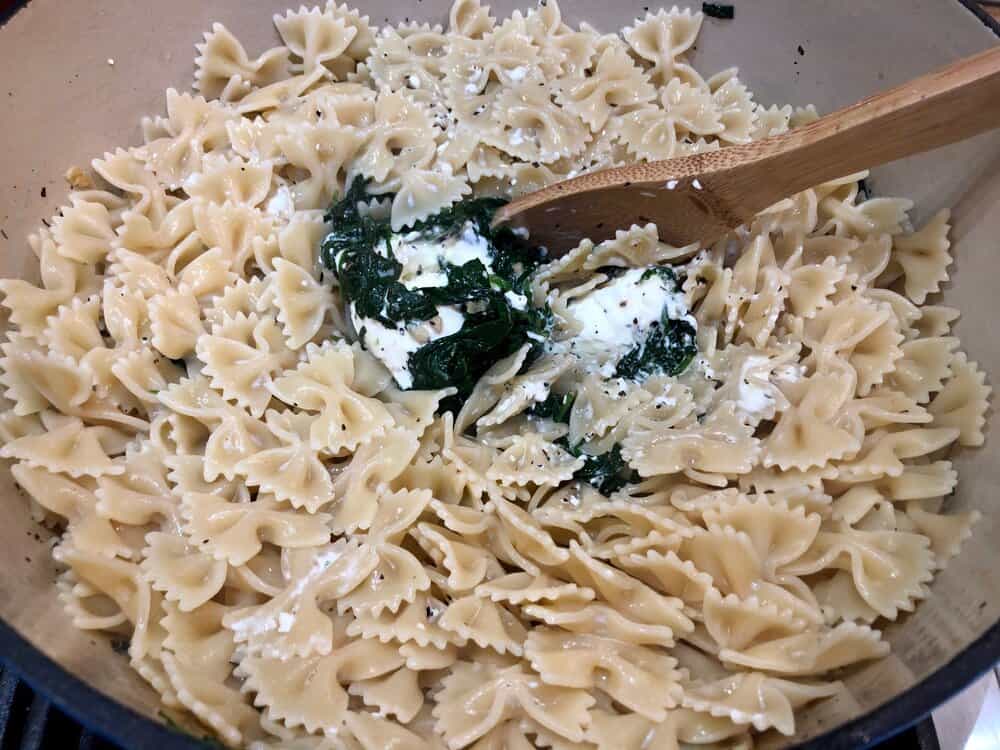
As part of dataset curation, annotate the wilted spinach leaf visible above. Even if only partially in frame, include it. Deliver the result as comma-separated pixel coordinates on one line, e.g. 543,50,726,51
615,315,697,380
570,443,636,495
321,177,552,398
528,391,576,423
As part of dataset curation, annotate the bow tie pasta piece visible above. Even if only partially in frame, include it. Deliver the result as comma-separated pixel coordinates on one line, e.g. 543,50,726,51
39,296,104,363
351,90,437,187
271,341,394,455
194,22,290,101
525,629,683,722
623,7,703,87
368,24,450,110
236,409,334,513
53,543,164,660
238,629,405,738
586,707,750,750
181,491,332,567
555,46,656,132
50,194,118,265
487,433,585,487
448,0,495,38
475,572,595,606
437,595,528,656
95,440,178,529
702,588,813,653
197,312,297,417
521,600,681,648
158,602,263,747
0,413,125,478
347,591,458,650
141,91,240,190
327,426,421,533
0,1,994,745
336,542,432,617
184,154,274,207
0,231,98,339
92,148,171,223
763,362,861,472
927,352,990,447
783,527,934,620
348,667,425,724
141,532,228,612
224,540,378,659
0,339,93,417
623,402,760,480
274,6,359,76
432,661,594,748
147,287,205,360
10,462,131,558
681,672,843,736
718,622,889,678
702,495,821,574
271,258,335,349
411,522,504,592
562,542,692,635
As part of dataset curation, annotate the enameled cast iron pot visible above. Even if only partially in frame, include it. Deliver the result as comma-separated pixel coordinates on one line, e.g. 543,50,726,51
0,1,998,747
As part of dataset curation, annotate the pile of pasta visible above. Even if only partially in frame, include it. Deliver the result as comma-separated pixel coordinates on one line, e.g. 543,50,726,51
0,1,990,748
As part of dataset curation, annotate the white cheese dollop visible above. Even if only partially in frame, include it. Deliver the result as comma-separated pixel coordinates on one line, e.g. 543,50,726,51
566,267,695,374
352,303,465,390
382,223,495,291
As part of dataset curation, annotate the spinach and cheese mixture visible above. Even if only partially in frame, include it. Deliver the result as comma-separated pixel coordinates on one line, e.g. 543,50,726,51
322,179,552,394
1,1,988,748
323,178,698,400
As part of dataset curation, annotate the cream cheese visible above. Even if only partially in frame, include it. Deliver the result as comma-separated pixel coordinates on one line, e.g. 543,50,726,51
566,267,695,374
352,303,465,389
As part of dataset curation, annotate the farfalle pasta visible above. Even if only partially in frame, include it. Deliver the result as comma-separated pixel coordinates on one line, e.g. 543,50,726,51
0,1,990,748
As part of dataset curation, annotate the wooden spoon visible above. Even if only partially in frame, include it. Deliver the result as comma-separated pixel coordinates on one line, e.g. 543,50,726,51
494,45,1000,255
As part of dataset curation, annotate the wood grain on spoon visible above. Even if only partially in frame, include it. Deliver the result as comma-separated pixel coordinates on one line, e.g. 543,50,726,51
494,45,1000,255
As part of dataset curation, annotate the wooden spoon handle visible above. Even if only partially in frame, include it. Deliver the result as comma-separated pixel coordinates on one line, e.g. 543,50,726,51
737,45,1000,203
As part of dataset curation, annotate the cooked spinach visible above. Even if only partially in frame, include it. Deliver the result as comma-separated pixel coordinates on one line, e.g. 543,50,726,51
528,391,576,423
702,2,734,19
322,177,551,397
570,443,636,495
320,176,393,270
409,297,551,395
640,265,680,284
409,196,507,241
615,315,697,380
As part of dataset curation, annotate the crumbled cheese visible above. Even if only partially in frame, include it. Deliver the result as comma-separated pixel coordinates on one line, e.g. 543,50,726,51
567,268,695,373
504,290,528,310
772,362,806,384
509,66,529,82
735,355,774,417
264,185,295,220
